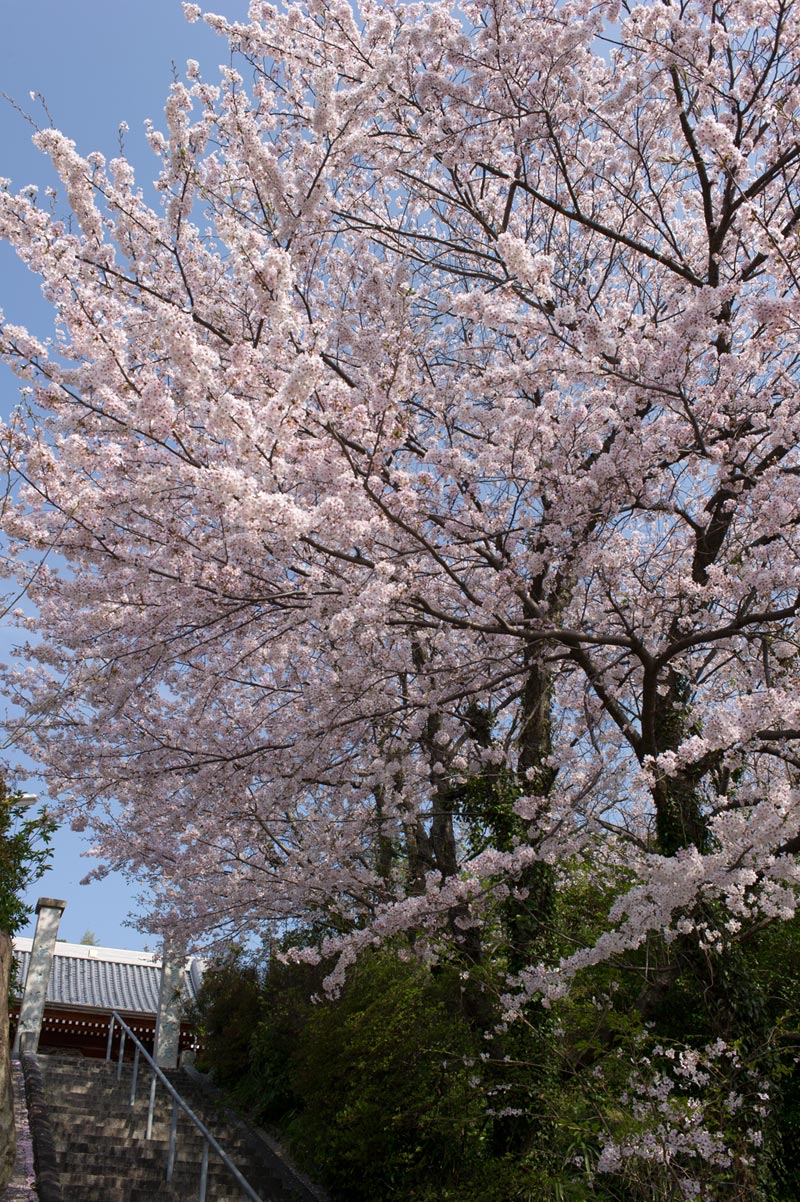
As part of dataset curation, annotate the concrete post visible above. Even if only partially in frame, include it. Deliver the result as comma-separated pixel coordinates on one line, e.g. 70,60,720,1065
154,941,186,1069
12,897,66,1054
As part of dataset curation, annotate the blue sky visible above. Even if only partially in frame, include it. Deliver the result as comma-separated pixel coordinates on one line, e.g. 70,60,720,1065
1,1,249,949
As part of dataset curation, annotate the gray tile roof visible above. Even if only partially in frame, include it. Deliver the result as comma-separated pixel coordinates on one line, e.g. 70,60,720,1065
12,939,205,1017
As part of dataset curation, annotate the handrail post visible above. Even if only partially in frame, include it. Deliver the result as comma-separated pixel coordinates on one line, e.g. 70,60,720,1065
106,1009,265,1202
198,1139,209,1202
146,1072,157,1140
166,1098,179,1183
116,1028,126,1079
130,1045,140,1106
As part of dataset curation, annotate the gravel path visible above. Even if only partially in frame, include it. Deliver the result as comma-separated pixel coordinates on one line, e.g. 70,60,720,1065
0,1061,38,1202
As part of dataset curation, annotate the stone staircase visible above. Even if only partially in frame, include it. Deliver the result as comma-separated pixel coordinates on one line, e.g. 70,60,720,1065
35,1054,313,1202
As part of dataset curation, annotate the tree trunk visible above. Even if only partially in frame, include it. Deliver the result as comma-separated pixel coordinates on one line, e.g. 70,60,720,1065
651,669,711,857
506,650,557,973
0,930,16,1193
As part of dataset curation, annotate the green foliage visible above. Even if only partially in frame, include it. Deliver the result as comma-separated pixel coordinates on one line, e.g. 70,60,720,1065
457,767,522,855
191,891,800,1202
197,940,599,1202
0,783,54,937
284,952,486,1202
742,915,800,1201
248,953,326,1123
189,949,263,1089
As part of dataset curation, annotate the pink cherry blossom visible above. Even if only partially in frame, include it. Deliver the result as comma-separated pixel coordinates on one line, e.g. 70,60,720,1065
0,14,799,1183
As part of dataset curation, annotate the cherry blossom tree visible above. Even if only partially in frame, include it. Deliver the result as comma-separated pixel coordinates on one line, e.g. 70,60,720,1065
2,0,800,1187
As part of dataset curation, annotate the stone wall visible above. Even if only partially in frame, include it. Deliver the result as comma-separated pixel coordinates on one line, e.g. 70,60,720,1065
0,930,16,1192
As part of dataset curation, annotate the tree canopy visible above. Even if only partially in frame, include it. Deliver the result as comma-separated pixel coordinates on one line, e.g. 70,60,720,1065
2,0,800,1191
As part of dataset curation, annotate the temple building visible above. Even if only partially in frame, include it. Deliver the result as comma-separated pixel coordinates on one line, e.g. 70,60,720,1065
9,930,204,1060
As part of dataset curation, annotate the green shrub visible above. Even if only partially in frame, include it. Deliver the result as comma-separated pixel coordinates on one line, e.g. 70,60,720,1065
190,949,262,1088
283,951,487,1202
247,954,324,1123
188,900,800,1202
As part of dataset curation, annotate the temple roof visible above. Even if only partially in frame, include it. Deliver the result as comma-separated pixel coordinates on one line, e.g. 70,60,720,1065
12,937,205,1017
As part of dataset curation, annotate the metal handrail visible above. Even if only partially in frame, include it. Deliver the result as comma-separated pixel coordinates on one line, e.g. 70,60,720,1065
105,1010,264,1202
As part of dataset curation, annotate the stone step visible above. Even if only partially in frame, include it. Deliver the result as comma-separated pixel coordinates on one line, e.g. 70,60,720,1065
58,1151,262,1182
46,1093,250,1129
36,1054,305,1202
63,1146,256,1171
58,1143,274,1173
49,1105,249,1132
54,1121,244,1142
50,1122,253,1159
58,1165,249,1190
